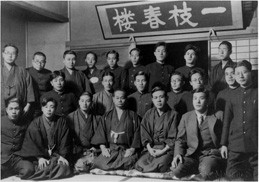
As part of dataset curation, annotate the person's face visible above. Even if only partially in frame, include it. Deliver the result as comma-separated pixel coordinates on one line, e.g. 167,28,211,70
130,50,140,66
154,45,167,62
184,49,197,65
193,92,208,113
107,53,118,69
235,66,252,87
6,102,20,121
152,90,167,109
79,95,92,112
113,90,126,109
134,75,147,92
2,46,17,64
225,67,236,86
190,73,204,90
85,53,96,69
63,54,76,69
32,55,46,71
218,44,231,60
51,76,65,91
102,75,113,91
42,101,56,119
171,75,184,91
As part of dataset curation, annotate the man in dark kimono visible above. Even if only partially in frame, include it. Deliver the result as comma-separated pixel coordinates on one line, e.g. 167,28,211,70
220,60,258,181
60,50,92,98
83,51,103,93
67,92,101,173
209,41,236,97
41,71,77,116
171,88,224,180
17,97,72,180
1,98,34,179
125,48,146,94
176,44,203,91
1,44,35,116
145,42,174,92
215,65,239,112
101,50,127,91
127,71,152,118
91,89,141,170
135,86,179,173
26,52,52,116
92,72,115,116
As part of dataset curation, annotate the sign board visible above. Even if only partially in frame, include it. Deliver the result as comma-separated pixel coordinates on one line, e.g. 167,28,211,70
96,1,243,39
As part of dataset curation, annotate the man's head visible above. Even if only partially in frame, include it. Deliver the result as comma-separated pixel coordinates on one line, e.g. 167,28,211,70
113,89,126,109
189,68,205,90
218,41,232,60
6,98,21,121
41,97,57,119
192,87,209,113
129,48,141,66
151,85,168,110
170,72,185,92
102,72,114,91
2,44,18,65
63,50,77,69
134,71,147,93
79,91,92,113
224,65,236,87
106,50,119,69
85,51,97,69
154,42,167,63
184,44,200,66
50,71,65,92
32,52,46,71
235,60,252,88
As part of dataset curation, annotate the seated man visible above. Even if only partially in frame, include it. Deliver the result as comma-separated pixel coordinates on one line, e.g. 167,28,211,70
67,92,101,173
91,89,141,170
17,97,72,180
1,98,34,179
171,88,224,180
135,85,179,172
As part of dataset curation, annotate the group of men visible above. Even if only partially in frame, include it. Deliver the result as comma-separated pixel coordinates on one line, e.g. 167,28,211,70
1,41,257,181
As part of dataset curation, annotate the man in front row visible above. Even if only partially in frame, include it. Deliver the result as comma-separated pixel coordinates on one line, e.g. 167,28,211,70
171,88,224,180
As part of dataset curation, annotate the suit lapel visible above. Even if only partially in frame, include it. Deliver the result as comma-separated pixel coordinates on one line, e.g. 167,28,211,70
207,113,217,146
187,111,199,146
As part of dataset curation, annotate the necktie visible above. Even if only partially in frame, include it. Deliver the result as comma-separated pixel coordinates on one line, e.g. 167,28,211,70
199,115,204,125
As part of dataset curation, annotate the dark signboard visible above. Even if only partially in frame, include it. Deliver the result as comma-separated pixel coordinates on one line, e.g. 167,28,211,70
96,1,243,39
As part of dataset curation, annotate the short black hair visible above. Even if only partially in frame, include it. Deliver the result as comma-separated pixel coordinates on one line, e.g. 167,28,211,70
113,89,126,98
41,97,58,108
50,70,65,81
63,50,77,59
102,71,114,81
129,48,141,55
106,50,119,60
219,41,232,53
171,71,184,80
33,52,46,61
3,44,19,55
192,87,209,99
80,91,93,101
151,84,167,98
184,44,200,55
85,51,97,61
235,60,252,72
134,71,147,81
5,98,21,108
189,68,205,81
154,42,167,52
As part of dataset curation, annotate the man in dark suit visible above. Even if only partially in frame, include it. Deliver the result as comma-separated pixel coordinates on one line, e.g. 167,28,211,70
171,88,224,180
220,60,258,181
1,98,34,179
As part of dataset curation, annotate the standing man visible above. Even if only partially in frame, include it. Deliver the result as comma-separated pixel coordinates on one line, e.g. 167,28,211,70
27,52,52,116
209,41,236,97
220,60,257,180
1,44,35,116
145,42,174,92
60,50,92,98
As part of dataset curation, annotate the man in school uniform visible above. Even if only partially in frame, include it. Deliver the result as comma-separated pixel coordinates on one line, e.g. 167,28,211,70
171,88,224,180
209,41,236,97
60,50,92,98
220,60,258,181
145,42,174,92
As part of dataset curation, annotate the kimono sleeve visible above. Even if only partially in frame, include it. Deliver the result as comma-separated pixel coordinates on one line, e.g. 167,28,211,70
140,110,154,147
130,113,141,149
25,69,35,103
82,73,93,94
91,114,109,147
